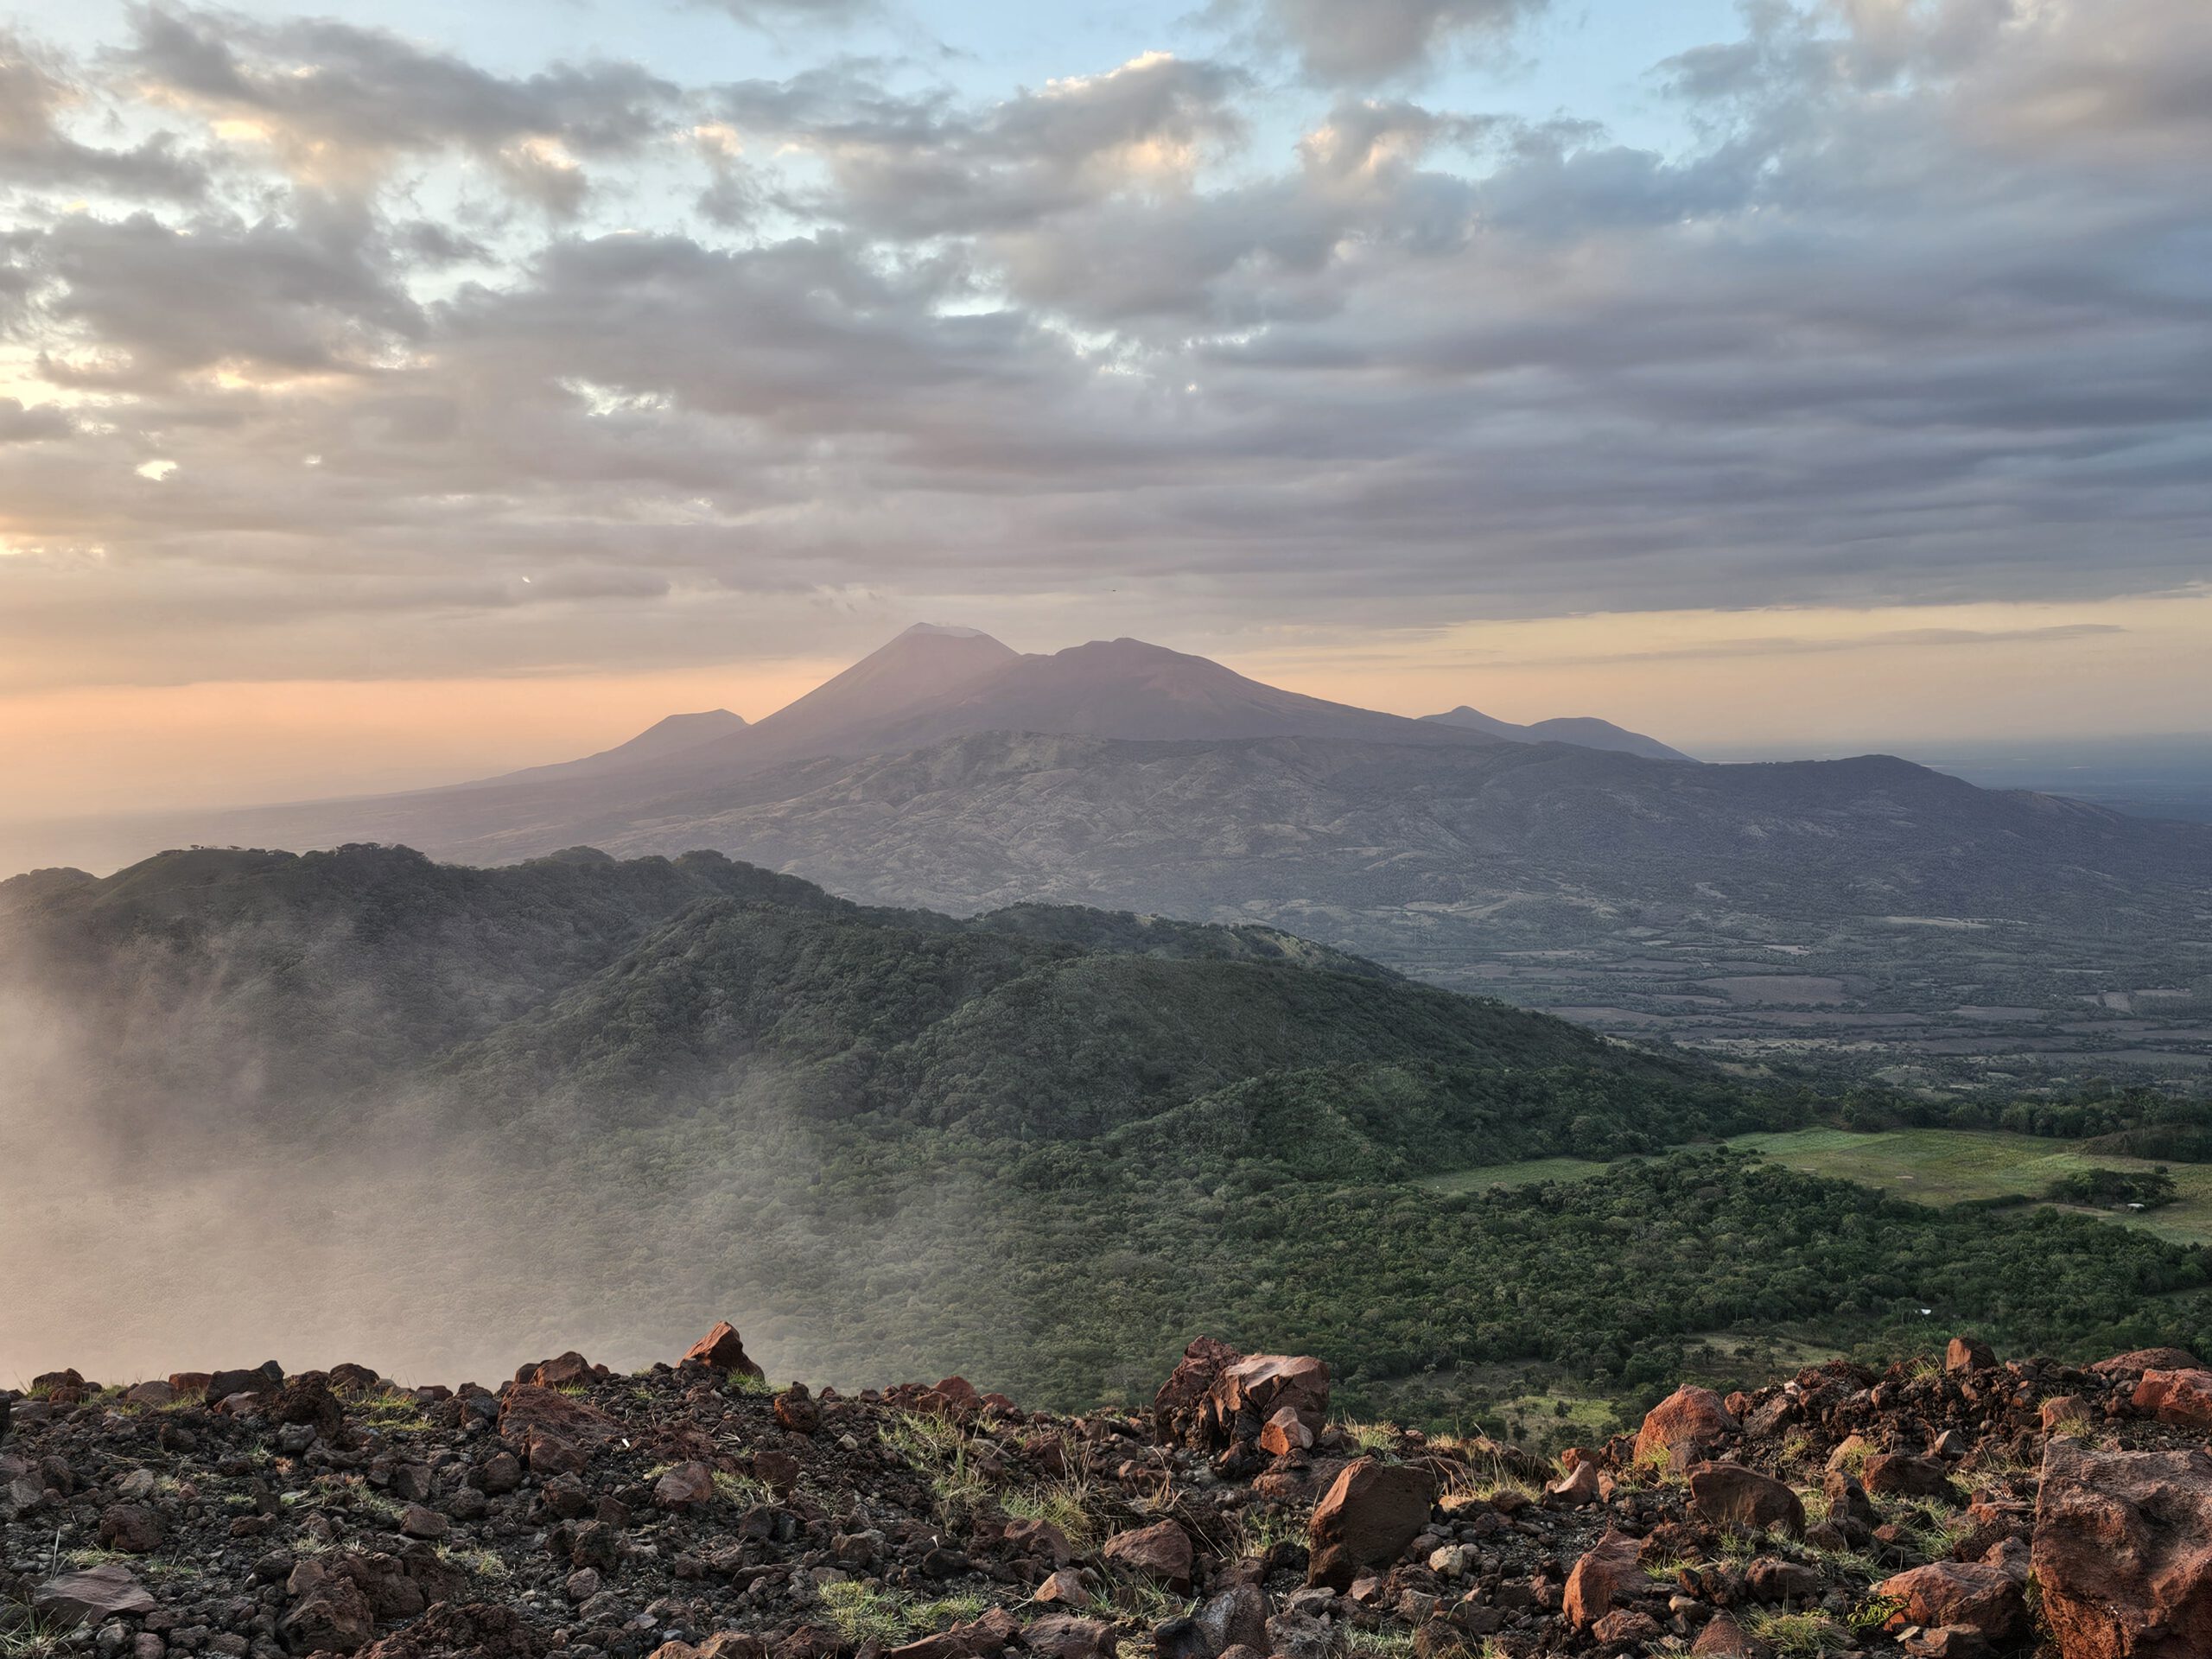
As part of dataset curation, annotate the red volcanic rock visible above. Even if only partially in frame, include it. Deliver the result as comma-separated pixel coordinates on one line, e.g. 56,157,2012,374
2091,1348,2202,1380
33,1562,156,1628
1151,1338,1330,1452
2034,1438,2212,1659
773,1382,823,1434
683,1321,766,1379
2133,1369,2212,1428
1546,1460,1603,1507
1258,1405,1313,1456
1876,1560,2028,1644
1099,1519,1194,1592
1218,1355,1330,1437
498,1384,624,1475
98,1503,162,1554
1562,1529,1644,1630
1945,1336,1996,1374
1307,1458,1436,1590
1864,1452,1955,1499
1690,1464,1805,1537
1153,1336,1243,1446
1635,1386,1738,1471
1690,1614,1765,1656
654,1460,715,1510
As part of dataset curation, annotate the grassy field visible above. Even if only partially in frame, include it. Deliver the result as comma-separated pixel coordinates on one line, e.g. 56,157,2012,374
1726,1128,2212,1247
1421,1127,2212,1247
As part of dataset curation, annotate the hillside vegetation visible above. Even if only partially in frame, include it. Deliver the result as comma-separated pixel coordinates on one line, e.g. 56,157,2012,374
5,844,2210,1426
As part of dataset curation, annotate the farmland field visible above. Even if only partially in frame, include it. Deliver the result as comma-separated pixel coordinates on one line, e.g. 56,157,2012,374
1422,1127,2212,1248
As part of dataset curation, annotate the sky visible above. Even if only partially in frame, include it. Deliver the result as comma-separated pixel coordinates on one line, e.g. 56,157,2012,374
1,0,2208,816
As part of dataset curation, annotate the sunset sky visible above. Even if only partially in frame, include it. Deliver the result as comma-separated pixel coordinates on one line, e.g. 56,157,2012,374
2,0,2207,817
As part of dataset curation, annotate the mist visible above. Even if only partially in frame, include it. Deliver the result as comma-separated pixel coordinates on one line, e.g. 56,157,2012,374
0,910,1020,1395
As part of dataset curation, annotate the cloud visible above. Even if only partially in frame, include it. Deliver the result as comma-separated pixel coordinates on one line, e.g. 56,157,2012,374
1238,0,1546,85
0,27,205,198
23,206,423,388
714,53,1250,238
0,0,2207,693
704,0,884,28
119,5,677,208
0,397,70,443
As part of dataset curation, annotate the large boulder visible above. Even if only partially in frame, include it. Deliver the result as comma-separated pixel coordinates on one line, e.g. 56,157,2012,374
1217,1356,1330,1441
498,1384,624,1475
1945,1337,1996,1374
1876,1560,2029,1645
1151,1337,1329,1452
683,1321,766,1379
2092,1349,2202,1380
33,1563,157,1628
1864,1452,1955,1499
281,1558,379,1655
1635,1386,1738,1471
1562,1529,1644,1630
204,1362,284,1405
1099,1520,1194,1592
1690,1464,1805,1537
2034,1437,2212,1658
654,1460,716,1510
2133,1370,2212,1429
1306,1458,1437,1589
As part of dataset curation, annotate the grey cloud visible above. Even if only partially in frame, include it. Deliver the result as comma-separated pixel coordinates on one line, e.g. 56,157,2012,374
0,1,2209,690
120,5,677,208
22,206,423,387
0,397,70,442
715,53,1249,238
1241,0,1545,85
1481,625,2136,671
707,0,884,28
0,28,204,199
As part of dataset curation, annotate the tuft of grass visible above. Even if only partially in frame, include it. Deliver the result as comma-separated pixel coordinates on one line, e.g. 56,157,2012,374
360,1398,434,1433
714,1471,773,1507
820,1582,912,1645
0,1612,73,1658
1226,1507,1307,1560
1001,1476,1103,1554
437,1546,511,1580
878,1412,990,1522
1745,1610,1852,1657
1103,1571,1194,1625
1847,1593,1905,1633
912,1594,990,1629
1337,1420,1401,1456
817,1583,996,1646
1342,1633,1419,1659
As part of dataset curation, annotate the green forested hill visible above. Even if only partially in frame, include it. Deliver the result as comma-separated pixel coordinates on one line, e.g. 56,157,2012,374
6,842,2210,1426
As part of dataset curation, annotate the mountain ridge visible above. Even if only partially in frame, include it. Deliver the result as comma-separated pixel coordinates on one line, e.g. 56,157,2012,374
1422,704,1694,762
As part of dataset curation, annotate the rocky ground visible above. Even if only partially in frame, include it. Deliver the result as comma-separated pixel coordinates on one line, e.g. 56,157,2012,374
6,1325,2210,1659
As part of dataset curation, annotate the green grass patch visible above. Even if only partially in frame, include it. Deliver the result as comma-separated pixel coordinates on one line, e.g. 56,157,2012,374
1726,1128,2212,1246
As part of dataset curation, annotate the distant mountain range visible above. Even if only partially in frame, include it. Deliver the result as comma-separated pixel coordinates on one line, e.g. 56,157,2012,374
1421,705,1694,762
3,625,2205,1079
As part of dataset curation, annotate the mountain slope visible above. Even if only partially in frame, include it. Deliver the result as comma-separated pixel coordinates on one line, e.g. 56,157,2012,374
3,841,1758,1157
864,638,1500,750
1424,703,1694,761
492,709,752,785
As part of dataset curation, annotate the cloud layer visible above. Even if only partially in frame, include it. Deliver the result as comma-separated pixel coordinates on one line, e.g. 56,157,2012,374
0,0,2208,690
